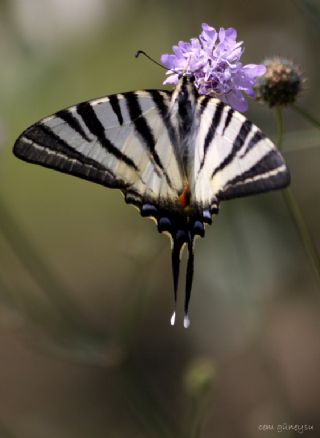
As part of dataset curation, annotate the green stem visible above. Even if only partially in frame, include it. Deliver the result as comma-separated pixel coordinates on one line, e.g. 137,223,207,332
189,395,210,438
118,244,167,344
274,106,320,288
282,188,320,287
119,361,179,438
292,104,320,129
0,195,94,335
274,106,284,148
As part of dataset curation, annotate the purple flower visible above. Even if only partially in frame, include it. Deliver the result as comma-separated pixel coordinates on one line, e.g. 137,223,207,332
161,23,266,112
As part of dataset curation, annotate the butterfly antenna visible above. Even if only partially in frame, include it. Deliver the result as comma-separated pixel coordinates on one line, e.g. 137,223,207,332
135,50,167,70
184,233,194,329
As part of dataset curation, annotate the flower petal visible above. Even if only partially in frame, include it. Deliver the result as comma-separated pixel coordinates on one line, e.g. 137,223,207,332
224,89,248,112
163,74,179,85
200,23,217,46
224,27,237,41
243,64,267,77
161,54,176,69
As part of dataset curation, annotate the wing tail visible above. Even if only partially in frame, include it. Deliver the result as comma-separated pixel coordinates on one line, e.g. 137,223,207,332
155,207,208,328
184,234,194,329
170,230,185,325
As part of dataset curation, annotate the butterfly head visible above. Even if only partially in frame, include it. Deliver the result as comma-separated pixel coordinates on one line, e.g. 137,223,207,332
177,73,197,94
171,74,198,112
177,73,196,84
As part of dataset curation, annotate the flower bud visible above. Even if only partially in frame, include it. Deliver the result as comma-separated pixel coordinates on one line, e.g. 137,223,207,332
183,358,216,397
255,57,303,107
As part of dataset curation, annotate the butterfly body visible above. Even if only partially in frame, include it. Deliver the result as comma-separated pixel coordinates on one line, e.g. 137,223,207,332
13,75,290,326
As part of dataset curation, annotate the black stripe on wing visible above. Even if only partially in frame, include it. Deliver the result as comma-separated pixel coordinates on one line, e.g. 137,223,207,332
125,92,173,188
239,130,266,158
199,96,211,115
108,94,124,126
148,90,183,173
198,101,225,172
211,119,253,179
77,101,139,171
13,124,123,188
148,90,177,148
56,109,91,142
218,149,290,200
222,107,234,136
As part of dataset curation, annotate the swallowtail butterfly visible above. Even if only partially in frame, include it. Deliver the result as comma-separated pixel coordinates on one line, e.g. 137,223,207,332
13,75,290,327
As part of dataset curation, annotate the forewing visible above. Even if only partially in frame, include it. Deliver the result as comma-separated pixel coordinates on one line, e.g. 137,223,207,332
192,96,290,207
13,90,184,207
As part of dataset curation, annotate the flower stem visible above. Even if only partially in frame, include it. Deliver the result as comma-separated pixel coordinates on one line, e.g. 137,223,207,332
118,361,179,438
282,188,320,287
0,195,94,335
274,106,284,148
274,106,320,288
189,395,210,438
292,104,320,130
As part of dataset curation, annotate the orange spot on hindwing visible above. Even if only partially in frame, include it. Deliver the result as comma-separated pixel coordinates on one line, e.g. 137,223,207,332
179,185,191,210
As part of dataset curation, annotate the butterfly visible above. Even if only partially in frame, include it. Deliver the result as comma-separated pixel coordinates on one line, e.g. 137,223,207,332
13,75,290,327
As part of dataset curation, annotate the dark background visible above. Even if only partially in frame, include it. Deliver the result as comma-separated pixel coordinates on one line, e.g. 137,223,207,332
0,0,319,437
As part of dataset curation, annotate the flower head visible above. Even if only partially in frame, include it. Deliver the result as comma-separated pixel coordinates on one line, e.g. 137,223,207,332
255,57,303,107
161,23,266,112
183,358,216,397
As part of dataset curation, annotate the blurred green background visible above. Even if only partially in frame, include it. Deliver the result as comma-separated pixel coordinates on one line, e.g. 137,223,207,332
0,0,320,437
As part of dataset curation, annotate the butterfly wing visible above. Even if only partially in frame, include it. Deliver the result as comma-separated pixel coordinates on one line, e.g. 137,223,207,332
192,96,290,209
13,82,291,327
13,90,184,208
